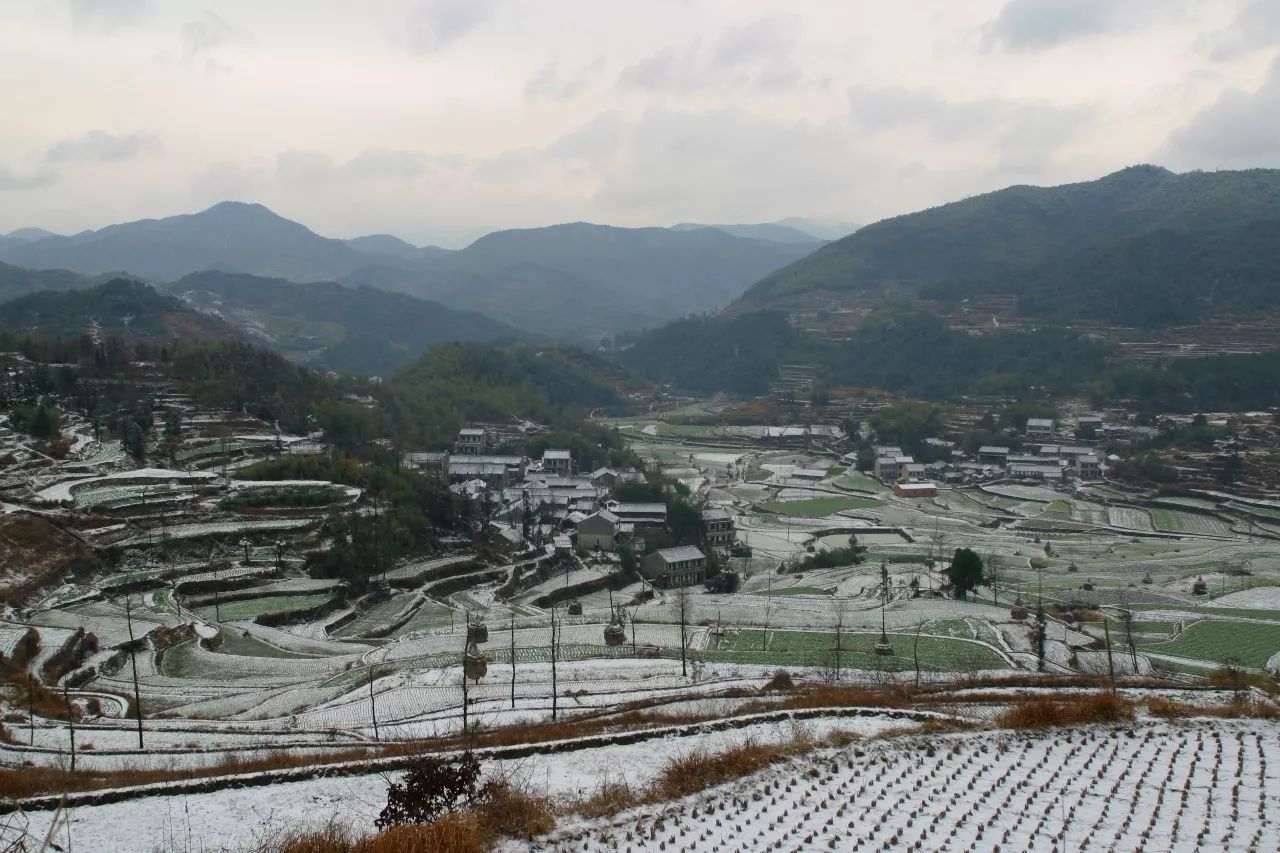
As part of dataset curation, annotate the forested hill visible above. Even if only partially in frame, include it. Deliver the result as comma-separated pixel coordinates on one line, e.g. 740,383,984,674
0,278,242,343
343,222,821,340
0,262,94,303
738,166,1280,325
168,271,526,376
617,308,1108,400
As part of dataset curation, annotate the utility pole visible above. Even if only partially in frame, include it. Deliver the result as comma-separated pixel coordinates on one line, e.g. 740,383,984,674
125,596,144,749
678,585,688,678
509,614,517,710
460,631,469,736
64,684,76,772
550,607,559,722
368,665,380,742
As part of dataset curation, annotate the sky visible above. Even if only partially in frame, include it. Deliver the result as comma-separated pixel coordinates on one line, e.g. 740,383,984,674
3,0,1280,246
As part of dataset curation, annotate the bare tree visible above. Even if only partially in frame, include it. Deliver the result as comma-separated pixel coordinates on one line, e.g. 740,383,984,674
913,620,925,689
985,552,1002,605
831,596,851,683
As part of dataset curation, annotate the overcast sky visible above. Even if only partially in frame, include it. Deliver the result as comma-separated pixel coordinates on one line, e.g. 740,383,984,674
3,0,1280,246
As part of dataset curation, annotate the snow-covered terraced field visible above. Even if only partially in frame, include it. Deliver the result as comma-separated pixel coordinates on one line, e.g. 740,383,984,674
1109,506,1155,531
544,720,1280,853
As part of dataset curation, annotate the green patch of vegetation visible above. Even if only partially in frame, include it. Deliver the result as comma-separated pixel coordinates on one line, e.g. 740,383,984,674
762,586,831,597
1140,620,1280,668
836,472,889,493
758,497,882,518
219,484,347,510
195,593,333,623
705,628,1006,672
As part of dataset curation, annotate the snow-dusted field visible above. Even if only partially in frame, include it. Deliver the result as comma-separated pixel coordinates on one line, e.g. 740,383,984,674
536,720,1280,853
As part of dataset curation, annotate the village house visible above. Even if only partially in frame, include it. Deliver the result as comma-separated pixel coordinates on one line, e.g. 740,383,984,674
577,509,621,551
1025,418,1055,441
702,506,735,547
894,481,938,498
641,545,706,587
607,501,668,527
978,445,1010,466
542,449,573,476
874,454,913,481
1078,454,1103,480
1008,461,1065,481
1076,415,1105,435
403,450,449,476
454,427,486,456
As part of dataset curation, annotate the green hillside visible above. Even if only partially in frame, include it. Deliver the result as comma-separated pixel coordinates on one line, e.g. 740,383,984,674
741,166,1280,326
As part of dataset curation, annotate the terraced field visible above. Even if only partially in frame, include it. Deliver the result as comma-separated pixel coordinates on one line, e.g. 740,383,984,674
758,497,882,517
194,593,334,622
705,628,1008,672
1108,506,1154,531
1149,509,1232,537
1140,619,1280,668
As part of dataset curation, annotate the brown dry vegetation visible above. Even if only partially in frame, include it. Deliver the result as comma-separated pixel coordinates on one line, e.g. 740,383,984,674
0,512,98,603
996,691,1135,729
259,782,553,853
1147,695,1280,720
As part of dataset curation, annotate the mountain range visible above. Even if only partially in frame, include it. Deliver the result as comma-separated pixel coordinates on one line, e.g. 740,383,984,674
168,271,524,375
739,165,1280,326
344,222,822,339
0,204,824,340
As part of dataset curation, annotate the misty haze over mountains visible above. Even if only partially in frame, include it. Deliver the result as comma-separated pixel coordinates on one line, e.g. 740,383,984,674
0,202,831,341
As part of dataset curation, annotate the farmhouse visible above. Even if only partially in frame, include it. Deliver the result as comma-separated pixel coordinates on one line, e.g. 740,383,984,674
577,509,621,551
641,545,706,587
1025,418,1055,440
702,506,735,547
607,501,667,526
978,446,1010,466
1008,462,1065,481
874,455,914,481
542,449,573,476
894,481,938,498
454,427,486,456
1078,454,1103,480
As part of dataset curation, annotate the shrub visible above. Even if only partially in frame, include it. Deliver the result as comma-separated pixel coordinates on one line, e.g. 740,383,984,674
376,752,486,830
763,669,795,692
997,692,1134,729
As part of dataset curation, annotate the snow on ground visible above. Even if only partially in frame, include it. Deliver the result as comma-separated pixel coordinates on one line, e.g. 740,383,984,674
16,712,910,853
1212,586,1280,609
534,720,1280,853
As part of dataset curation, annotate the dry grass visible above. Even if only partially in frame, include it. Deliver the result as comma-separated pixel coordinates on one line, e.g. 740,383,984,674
653,736,808,801
261,785,549,853
1147,695,1280,720
996,691,1135,729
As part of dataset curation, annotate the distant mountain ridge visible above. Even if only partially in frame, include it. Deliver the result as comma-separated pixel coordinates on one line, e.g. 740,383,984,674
669,221,827,243
0,278,242,343
345,221,821,339
168,271,525,376
0,203,825,340
0,202,369,283
738,165,1280,325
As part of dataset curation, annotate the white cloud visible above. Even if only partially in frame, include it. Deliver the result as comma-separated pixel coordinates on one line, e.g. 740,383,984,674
0,165,59,192
1198,0,1280,61
46,130,161,163
1165,56,1280,168
403,0,496,54
983,0,1189,51
277,149,433,184
68,0,152,33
